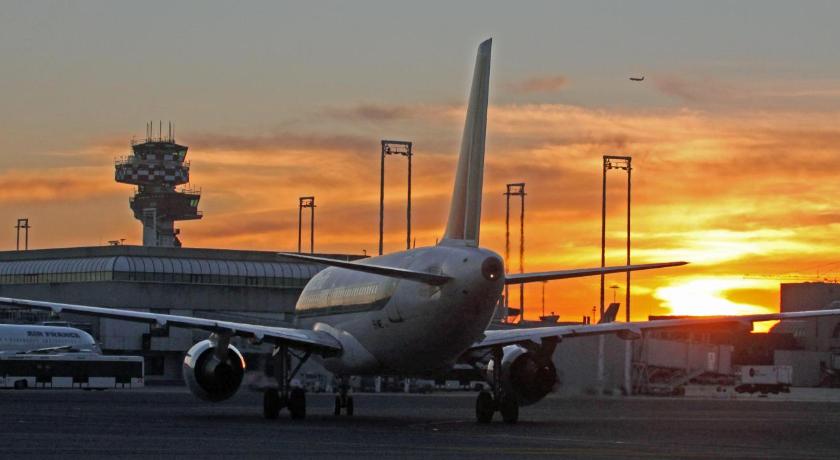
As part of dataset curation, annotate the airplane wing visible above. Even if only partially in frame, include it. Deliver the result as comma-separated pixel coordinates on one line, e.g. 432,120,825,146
278,253,452,286
18,345,76,355
505,261,687,284
470,308,840,351
0,297,342,354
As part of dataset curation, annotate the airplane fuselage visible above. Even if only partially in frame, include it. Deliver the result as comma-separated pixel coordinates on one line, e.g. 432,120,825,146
294,245,504,376
0,324,98,354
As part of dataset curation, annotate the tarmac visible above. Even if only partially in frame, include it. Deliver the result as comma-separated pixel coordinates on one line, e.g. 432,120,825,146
2,387,840,459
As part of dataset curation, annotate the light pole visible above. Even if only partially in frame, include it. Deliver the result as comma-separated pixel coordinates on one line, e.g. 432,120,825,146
379,140,413,255
600,156,632,321
504,183,526,322
298,196,315,254
15,218,30,251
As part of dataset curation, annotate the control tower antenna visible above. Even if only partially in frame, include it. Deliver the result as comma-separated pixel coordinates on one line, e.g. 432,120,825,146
115,123,202,247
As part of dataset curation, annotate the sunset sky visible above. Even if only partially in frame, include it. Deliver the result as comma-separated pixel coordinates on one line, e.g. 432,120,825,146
2,1,840,324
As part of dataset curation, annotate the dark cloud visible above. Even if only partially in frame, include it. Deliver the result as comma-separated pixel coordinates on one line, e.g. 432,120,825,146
325,104,416,122
507,75,569,94
194,132,373,153
654,75,738,104
654,75,840,111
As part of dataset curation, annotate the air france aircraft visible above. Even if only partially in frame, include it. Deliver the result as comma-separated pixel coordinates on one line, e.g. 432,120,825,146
0,324,100,355
2,39,839,423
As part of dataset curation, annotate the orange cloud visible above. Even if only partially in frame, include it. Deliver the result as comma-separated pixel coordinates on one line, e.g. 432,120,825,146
6,101,840,324
0,168,119,203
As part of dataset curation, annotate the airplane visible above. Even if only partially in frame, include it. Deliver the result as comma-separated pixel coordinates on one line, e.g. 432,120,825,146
0,323,100,355
629,76,645,81
2,39,840,423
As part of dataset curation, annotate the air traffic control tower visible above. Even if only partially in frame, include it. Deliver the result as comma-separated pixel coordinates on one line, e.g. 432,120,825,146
115,124,202,247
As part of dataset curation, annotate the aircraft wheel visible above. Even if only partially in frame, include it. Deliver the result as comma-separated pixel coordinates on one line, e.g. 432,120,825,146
346,396,354,416
475,390,495,423
499,394,519,424
263,389,280,420
289,388,306,420
334,395,342,416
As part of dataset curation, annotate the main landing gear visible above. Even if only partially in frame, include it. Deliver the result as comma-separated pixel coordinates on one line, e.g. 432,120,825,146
263,345,311,420
333,376,354,416
475,346,519,424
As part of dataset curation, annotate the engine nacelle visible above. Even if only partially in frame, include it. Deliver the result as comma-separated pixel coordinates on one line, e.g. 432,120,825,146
487,345,557,406
183,339,246,402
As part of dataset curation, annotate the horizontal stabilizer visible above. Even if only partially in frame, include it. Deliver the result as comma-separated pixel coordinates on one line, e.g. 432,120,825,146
278,253,452,286
505,261,687,285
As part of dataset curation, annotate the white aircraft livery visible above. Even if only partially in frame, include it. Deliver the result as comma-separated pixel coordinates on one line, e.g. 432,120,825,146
2,39,840,422
0,324,99,355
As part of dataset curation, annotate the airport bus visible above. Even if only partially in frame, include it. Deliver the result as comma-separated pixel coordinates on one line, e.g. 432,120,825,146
0,353,143,389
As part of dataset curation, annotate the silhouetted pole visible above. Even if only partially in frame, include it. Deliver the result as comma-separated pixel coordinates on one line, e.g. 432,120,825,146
505,190,510,314
310,197,316,254
626,160,632,322
407,149,412,251
378,145,385,255
600,155,632,322
15,218,30,251
298,204,302,253
298,196,315,254
520,186,525,322
600,159,607,320
378,140,413,255
504,183,526,322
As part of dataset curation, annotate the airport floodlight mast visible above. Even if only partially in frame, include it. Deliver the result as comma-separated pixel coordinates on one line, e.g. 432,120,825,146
298,196,315,254
600,155,632,322
504,183,526,322
14,218,30,251
115,122,202,247
378,140,413,255
541,281,546,317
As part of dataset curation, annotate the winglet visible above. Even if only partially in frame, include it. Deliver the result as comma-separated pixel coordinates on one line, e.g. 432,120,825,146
441,38,492,247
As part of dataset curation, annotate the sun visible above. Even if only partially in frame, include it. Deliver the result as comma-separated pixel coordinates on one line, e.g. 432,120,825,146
653,277,780,332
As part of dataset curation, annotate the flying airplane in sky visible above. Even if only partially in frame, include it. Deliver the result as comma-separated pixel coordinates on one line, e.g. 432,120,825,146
629,76,645,81
2,39,839,423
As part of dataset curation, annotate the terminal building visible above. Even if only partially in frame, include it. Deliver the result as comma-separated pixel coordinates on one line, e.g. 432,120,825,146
0,245,358,380
774,282,840,386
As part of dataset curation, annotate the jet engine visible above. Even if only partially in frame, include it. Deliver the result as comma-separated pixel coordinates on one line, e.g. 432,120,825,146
182,339,246,402
488,345,557,406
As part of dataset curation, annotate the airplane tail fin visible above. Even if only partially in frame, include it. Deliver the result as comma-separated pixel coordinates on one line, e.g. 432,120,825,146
598,303,620,324
441,38,492,247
